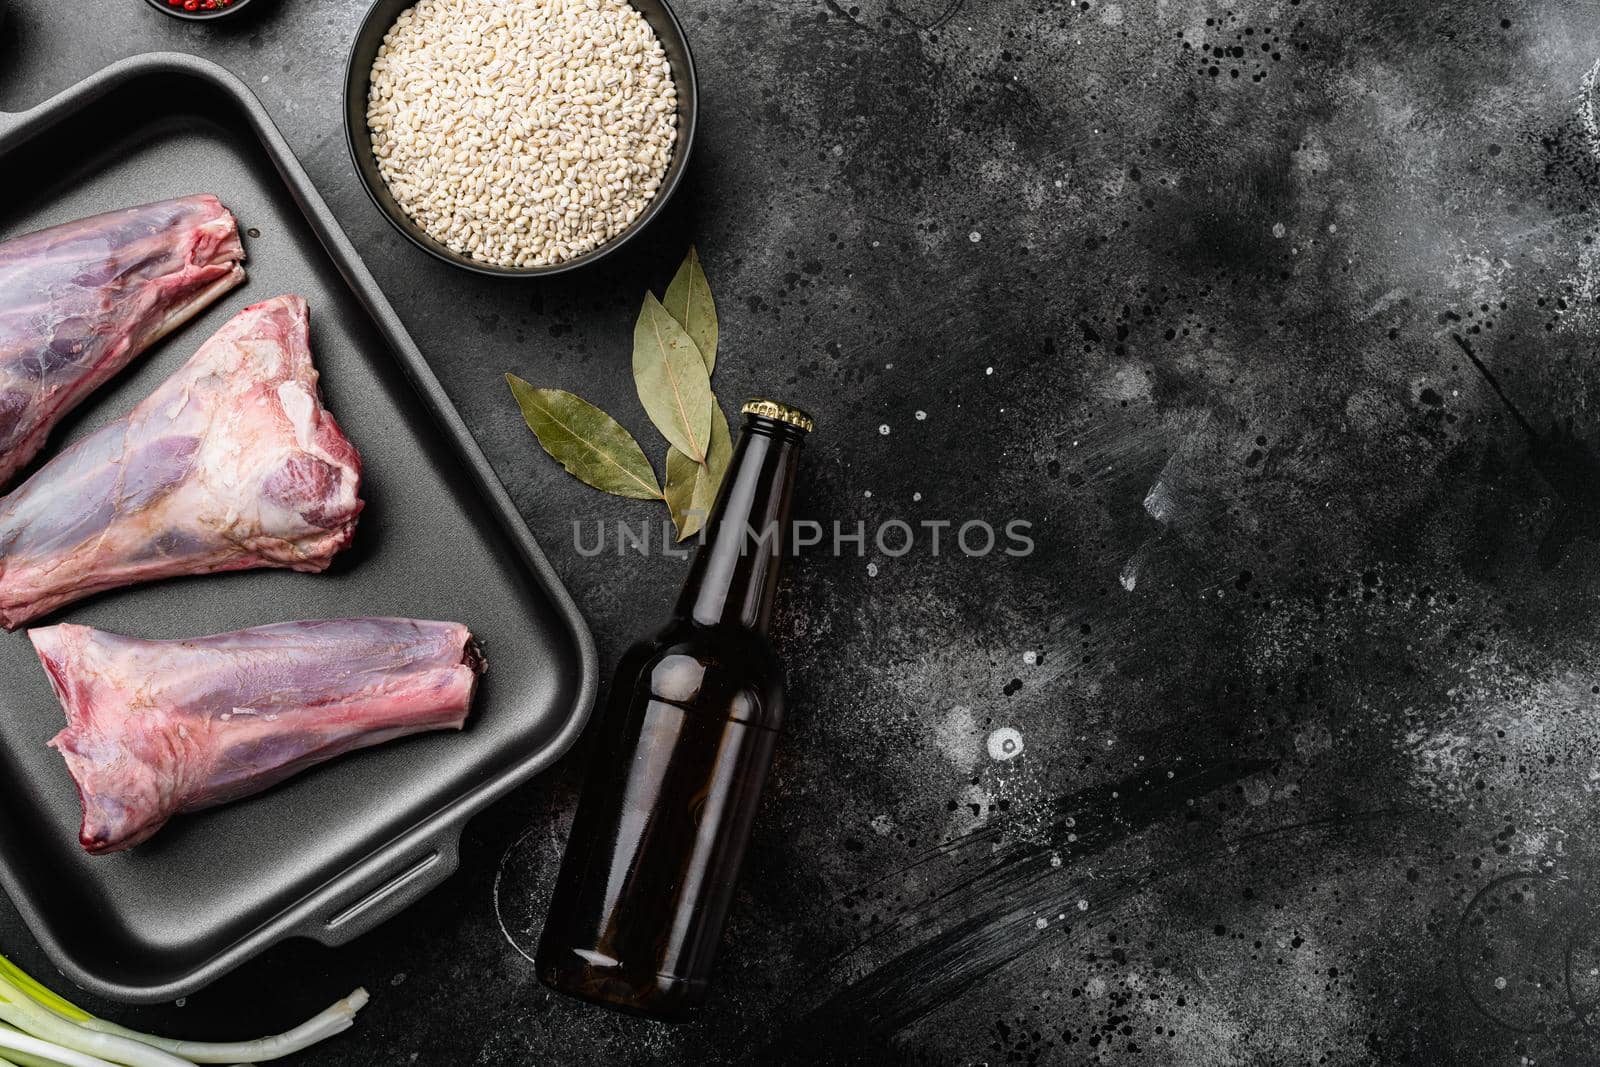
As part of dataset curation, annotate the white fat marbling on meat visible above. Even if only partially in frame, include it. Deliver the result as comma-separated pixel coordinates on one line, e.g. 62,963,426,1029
163,390,191,422
276,381,316,448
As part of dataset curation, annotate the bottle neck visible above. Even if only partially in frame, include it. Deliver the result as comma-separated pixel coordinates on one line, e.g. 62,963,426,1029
675,416,805,632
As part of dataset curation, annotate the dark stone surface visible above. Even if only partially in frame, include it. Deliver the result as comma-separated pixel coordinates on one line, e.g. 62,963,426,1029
7,0,1600,1062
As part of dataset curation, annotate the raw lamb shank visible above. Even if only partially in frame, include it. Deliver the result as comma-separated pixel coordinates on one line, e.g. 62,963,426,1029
0,295,363,628
0,195,247,488
31,618,483,854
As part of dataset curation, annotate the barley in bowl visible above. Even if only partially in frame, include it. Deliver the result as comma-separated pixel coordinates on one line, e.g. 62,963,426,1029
367,0,679,269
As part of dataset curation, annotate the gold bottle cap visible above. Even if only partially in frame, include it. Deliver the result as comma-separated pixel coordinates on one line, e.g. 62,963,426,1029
741,398,815,433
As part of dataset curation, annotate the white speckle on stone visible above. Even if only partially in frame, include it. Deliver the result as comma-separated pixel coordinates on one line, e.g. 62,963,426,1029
392,972,407,986
1143,476,1175,522
867,562,879,577
870,813,893,836
832,144,845,156
987,726,1024,761
934,705,979,766
1034,916,1049,929
863,489,872,498
872,240,880,247
174,998,186,1008
969,230,982,242
915,410,927,420
1050,853,1063,868
1272,222,1286,238
879,424,891,435
1023,650,1038,665
912,491,922,501
1078,898,1090,911
1495,976,1507,989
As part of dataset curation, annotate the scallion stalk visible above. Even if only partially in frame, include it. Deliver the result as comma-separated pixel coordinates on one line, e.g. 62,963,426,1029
0,1024,118,1067
0,953,369,1065
0,962,87,1023
0,1050,73,1067
0,1027,94,1067
0,978,192,1067
76,990,370,1064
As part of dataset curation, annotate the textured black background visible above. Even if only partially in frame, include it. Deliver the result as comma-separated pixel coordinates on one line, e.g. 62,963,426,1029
8,0,1600,1063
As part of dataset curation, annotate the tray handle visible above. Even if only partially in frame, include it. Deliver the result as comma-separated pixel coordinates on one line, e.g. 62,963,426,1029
307,836,462,946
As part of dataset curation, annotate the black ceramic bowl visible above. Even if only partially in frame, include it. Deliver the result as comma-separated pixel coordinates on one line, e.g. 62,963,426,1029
142,0,254,19
344,0,698,278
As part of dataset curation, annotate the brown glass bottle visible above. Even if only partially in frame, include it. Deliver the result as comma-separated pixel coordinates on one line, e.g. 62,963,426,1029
536,399,812,1020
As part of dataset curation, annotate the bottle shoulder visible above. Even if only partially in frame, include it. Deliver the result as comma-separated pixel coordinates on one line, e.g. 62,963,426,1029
616,619,786,728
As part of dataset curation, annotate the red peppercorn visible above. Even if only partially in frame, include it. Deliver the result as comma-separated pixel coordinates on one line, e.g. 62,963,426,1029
162,0,239,15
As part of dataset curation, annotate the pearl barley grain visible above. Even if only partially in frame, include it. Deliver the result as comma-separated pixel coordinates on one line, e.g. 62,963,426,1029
367,0,678,269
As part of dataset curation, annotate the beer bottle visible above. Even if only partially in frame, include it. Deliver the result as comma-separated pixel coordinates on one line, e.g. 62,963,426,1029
537,398,814,1020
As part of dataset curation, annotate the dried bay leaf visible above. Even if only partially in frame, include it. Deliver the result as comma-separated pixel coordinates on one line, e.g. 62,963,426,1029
508,247,730,530
704,401,733,490
664,446,706,540
688,404,735,539
666,403,734,541
689,459,717,525
507,374,663,500
664,246,718,374
634,292,713,462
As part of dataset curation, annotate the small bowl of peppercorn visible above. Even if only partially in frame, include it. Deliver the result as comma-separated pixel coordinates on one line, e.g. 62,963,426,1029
143,0,252,18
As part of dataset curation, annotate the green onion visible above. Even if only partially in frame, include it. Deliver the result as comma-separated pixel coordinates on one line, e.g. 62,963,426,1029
0,1029,95,1067
0,954,369,1065
0,1024,118,1067
76,990,370,1064
0,962,86,1024
0,977,189,1067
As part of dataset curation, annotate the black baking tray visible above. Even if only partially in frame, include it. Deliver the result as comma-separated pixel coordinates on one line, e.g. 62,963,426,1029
0,54,596,1003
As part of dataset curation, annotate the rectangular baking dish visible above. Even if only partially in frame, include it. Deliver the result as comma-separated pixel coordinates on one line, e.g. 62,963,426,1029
0,53,596,1004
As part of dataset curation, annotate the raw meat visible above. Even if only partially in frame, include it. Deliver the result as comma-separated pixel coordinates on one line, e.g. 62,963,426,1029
30,617,484,854
0,195,247,488
0,295,363,629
